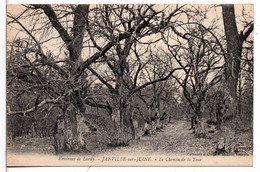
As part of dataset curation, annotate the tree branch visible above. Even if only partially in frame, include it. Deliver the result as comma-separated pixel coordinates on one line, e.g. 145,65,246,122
84,98,112,114
240,24,254,42
87,67,118,94
7,98,57,116
32,5,72,46
132,67,184,93
76,9,164,78
7,14,69,78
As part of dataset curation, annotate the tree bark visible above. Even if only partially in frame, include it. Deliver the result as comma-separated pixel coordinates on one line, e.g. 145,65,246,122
53,105,88,153
129,109,139,140
193,106,206,137
110,94,130,146
215,4,243,154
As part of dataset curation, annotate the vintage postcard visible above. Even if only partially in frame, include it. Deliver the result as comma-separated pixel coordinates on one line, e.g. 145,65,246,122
6,4,253,166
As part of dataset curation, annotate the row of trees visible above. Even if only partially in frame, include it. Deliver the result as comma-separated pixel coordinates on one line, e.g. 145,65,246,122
7,4,253,154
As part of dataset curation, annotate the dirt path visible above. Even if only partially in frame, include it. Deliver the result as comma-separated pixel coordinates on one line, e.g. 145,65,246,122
7,119,215,156
96,119,217,156
7,119,252,156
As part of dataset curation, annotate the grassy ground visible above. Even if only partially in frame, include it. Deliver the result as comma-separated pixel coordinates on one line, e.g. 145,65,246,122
7,119,253,156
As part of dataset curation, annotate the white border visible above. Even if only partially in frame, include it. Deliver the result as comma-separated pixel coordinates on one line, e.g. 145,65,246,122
1,1,6,172
2,0,260,172
4,0,260,4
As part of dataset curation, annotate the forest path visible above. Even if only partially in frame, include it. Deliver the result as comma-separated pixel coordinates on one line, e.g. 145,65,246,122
96,119,217,156
7,119,252,156
7,119,215,156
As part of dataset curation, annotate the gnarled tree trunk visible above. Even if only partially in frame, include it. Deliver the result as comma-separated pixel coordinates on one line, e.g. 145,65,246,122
110,94,130,146
53,104,89,153
193,109,206,138
129,109,139,140
215,4,243,154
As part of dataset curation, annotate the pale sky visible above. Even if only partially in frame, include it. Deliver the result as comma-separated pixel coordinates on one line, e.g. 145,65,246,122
6,4,254,87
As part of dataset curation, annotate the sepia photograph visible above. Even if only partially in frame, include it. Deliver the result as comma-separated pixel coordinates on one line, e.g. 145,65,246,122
6,3,254,166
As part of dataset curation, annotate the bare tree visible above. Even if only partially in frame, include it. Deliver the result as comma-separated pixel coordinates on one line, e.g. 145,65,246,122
215,4,253,155
86,5,186,144
7,4,185,150
161,10,223,137
7,4,253,155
